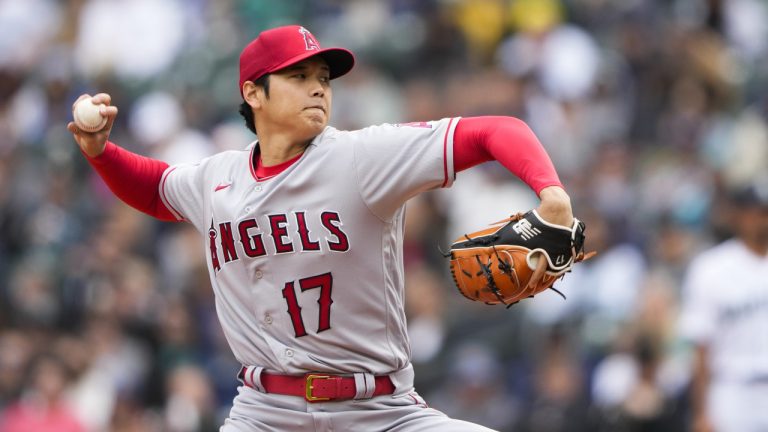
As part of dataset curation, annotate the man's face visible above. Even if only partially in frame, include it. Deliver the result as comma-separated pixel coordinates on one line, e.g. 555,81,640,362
738,205,768,246
253,56,332,141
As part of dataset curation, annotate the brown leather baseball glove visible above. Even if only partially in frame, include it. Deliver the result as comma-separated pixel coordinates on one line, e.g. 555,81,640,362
449,210,594,306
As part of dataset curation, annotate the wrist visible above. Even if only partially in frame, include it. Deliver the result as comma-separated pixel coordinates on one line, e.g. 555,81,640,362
539,186,571,210
82,140,111,160
88,141,107,158
537,186,573,226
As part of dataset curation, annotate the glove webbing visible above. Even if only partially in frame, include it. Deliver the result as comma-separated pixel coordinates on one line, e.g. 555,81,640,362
459,234,567,308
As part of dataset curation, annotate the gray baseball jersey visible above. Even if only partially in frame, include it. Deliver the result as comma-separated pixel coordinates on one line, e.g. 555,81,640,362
159,118,458,375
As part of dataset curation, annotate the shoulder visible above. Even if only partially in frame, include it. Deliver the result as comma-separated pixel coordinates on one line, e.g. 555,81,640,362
167,148,250,176
311,125,372,147
331,119,456,141
210,148,251,161
688,238,743,273
326,123,394,140
206,140,255,165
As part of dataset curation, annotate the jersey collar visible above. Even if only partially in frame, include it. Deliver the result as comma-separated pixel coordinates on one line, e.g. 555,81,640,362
247,127,333,182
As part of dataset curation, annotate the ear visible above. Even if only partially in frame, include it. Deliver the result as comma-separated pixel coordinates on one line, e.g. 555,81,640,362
242,81,263,110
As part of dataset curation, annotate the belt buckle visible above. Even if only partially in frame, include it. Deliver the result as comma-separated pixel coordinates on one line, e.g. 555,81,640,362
305,374,332,402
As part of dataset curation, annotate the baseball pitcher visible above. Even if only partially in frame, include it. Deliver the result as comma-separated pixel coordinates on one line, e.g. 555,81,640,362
68,25,580,432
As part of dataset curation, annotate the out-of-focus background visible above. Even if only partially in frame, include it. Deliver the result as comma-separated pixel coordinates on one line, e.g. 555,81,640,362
0,0,767,431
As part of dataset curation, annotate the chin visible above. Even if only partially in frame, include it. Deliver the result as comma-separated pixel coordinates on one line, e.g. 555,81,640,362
303,115,328,134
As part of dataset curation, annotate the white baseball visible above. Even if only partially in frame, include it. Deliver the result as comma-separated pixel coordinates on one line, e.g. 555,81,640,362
73,98,107,132
528,253,539,270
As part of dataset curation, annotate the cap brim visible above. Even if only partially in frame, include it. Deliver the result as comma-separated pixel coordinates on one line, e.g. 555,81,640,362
731,185,768,208
269,47,355,80
319,48,355,79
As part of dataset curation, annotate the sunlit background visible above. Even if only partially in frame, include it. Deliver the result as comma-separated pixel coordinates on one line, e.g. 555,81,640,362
1,0,767,431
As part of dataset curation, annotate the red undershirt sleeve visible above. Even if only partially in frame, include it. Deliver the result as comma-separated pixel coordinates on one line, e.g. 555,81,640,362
85,141,177,221
453,116,563,196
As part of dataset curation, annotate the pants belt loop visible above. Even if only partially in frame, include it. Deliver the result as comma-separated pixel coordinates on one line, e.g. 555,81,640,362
353,372,376,400
244,366,266,393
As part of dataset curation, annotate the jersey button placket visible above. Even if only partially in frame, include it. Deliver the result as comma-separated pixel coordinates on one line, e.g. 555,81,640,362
255,270,263,279
285,349,294,358
264,314,273,324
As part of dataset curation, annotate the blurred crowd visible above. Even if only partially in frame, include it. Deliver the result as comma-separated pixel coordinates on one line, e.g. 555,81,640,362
1,0,767,431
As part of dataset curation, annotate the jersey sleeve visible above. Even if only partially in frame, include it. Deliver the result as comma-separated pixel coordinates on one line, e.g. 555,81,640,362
453,116,563,194
159,161,208,231
678,256,718,345
351,118,459,220
85,141,176,221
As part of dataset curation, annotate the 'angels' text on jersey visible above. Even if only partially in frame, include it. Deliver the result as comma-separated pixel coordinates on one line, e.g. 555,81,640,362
207,211,350,272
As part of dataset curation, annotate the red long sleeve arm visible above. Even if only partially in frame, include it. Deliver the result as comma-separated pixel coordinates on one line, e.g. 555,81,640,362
453,116,563,195
85,141,177,221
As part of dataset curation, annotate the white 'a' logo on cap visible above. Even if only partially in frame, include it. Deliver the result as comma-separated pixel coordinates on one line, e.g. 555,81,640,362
299,27,320,51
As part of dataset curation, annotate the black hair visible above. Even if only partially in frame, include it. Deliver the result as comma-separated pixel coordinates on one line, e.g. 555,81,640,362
239,74,270,135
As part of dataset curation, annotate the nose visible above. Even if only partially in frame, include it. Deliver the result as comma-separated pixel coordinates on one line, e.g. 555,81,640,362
311,84,324,98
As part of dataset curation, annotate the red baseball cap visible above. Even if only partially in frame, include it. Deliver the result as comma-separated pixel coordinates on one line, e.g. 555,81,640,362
239,25,355,95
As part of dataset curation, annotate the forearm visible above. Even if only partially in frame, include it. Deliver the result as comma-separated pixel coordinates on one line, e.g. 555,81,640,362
692,345,711,419
86,141,177,221
453,116,563,196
